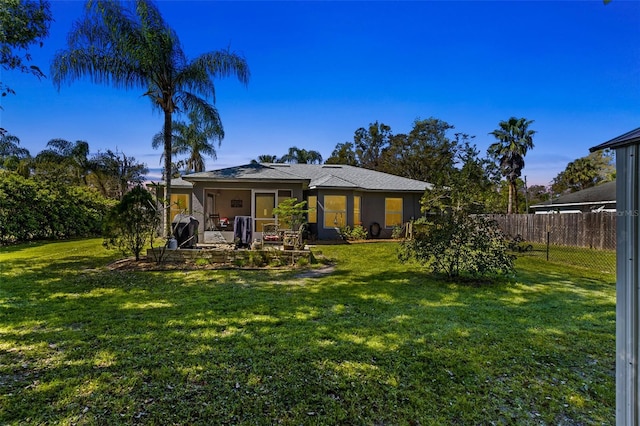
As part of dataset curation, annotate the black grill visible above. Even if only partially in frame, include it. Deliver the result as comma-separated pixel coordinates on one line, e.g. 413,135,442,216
172,214,199,249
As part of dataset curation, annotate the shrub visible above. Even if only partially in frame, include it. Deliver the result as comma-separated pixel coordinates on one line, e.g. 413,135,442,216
102,186,159,261
398,214,514,280
0,171,113,244
391,224,406,239
248,250,268,267
338,225,368,241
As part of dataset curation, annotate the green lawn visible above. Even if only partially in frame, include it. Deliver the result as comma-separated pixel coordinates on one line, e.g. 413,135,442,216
515,243,616,275
0,239,615,425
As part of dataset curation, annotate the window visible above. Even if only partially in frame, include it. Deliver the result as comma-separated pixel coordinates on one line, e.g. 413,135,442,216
255,192,276,232
323,195,346,228
170,193,190,221
278,190,292,205
385,198,403,228
307,195,317,223
353,196,361,226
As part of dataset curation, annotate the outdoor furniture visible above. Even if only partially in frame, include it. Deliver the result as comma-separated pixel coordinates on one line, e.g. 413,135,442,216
262,223,281,244
206,214,229,231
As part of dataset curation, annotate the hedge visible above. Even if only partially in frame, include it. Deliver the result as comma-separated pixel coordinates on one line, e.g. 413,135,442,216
0,171,115,244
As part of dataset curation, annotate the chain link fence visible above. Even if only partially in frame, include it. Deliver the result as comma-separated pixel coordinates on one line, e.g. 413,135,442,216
487,213,616,275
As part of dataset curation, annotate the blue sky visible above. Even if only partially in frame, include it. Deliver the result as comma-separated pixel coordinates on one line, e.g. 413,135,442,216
2,0,639,186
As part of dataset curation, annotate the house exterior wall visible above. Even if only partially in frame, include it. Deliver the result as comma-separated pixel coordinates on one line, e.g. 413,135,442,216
156,186,197,235
311,189,423,240
188,180,305,241
614,143,640,425
159,181,425,242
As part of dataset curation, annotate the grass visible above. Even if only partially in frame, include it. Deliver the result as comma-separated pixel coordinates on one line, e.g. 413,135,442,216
514,243,616,275
1,239,615,425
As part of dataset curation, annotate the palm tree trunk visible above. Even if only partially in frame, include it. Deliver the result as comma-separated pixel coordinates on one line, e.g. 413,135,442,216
164,110,173,238
512,181,519,214
507,182,514,214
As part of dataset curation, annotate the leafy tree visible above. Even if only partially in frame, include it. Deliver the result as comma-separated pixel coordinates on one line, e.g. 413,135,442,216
278,147,323,164
353,121,392,170
0,0,52,104
420,133,500,215
399,132,513,281
103,185,159,261
34,138,91,185
325,142,358,166
551,150,615,194
453,134,501,213
488,117,536,214
152,110,222,173
89,150,148,199
526,184,552,208
51,0,250,237
0,170,112,244
381,118,456,185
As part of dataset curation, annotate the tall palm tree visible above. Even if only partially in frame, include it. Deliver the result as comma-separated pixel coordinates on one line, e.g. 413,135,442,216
51,0,249,237
488,117,536,214
152,110,222,173
278,146,323,164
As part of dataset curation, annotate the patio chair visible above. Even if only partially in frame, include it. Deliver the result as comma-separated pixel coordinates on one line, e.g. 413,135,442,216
262,223,281,244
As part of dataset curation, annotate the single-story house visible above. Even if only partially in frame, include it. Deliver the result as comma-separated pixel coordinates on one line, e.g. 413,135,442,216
590,126,640,425
158,162,432,242
529,180,616,214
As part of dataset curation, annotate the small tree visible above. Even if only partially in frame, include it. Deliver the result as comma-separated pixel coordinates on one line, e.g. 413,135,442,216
272,198,308,230
399,161,514,281
103,186,159,261
399,214,514,280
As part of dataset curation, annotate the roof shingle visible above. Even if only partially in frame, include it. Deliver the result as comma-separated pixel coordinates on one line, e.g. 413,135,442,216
182,163,431,192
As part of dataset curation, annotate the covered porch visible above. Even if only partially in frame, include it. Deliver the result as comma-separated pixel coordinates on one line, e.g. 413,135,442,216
199,187,300,244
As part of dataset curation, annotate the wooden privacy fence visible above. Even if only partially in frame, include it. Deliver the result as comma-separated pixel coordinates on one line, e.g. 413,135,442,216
484,213,616,250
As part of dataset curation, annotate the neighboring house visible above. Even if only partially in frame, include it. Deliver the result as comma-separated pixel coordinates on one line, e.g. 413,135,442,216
590,127,640,426
157,162,432,242
529,180,616,214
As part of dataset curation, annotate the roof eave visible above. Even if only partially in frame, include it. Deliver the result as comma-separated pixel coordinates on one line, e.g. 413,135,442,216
590,127,640,152
183,176,308,184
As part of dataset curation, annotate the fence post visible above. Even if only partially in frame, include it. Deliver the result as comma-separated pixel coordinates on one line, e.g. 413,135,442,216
546,231,550,261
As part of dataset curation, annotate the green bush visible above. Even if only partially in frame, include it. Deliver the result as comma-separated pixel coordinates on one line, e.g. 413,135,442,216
0,171,113,244
398,214,514,280
102,186,159,261
338,225,368,241
248,250,268,267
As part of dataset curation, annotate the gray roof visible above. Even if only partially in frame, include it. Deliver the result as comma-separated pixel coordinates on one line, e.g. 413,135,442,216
590,127,640,152
183,163,432,192
531,180,616,209
155,177,193,188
